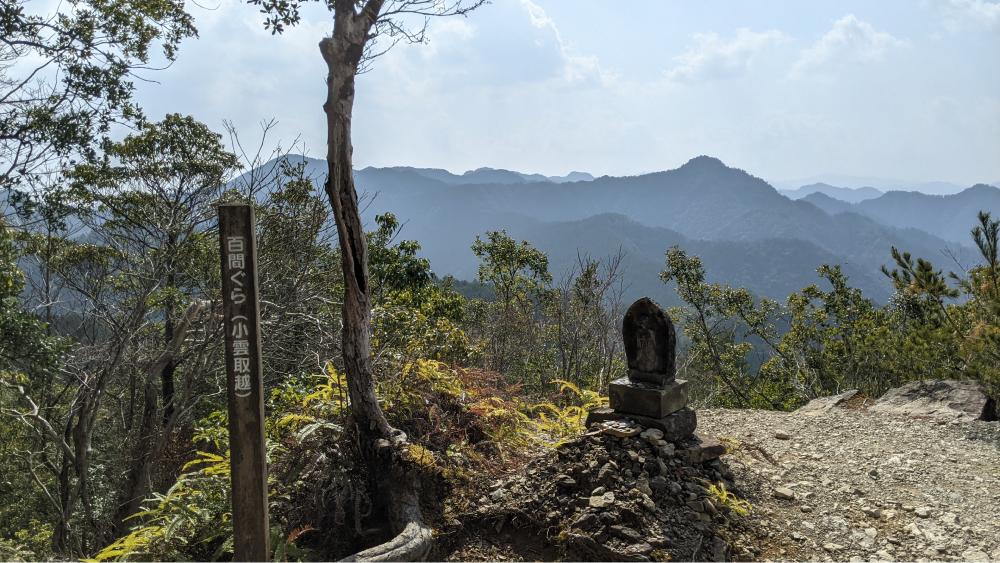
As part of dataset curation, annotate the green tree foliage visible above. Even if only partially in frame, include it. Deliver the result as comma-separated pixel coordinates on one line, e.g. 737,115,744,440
468,230,554,389
660,247,792,409
0,0,197,189
368,213,468,364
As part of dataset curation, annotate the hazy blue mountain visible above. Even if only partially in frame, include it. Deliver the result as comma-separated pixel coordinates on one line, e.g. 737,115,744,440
773,174,966,195
852,184,1000,245
266,155,975,303
509,213,894,306
802,192,855,215
547,171,595,183
356,165,595,186
781,183,883,203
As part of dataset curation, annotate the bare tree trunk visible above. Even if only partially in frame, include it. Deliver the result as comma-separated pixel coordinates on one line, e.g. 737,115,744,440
318,3,432,561
319,0,390,441
112,301,204,538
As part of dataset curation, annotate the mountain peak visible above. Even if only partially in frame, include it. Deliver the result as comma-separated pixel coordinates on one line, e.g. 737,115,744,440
682,155,728,169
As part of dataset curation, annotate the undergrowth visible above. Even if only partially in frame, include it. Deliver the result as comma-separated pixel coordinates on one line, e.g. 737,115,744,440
89,359,609,562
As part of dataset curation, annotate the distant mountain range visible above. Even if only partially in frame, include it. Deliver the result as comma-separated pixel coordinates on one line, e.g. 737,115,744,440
804,184,1000,246
770,174,980,196
272,155,993,307
384,166,594,185
780,183,883,203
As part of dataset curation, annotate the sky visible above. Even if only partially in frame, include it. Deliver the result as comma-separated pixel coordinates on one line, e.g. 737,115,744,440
132,0,1000,187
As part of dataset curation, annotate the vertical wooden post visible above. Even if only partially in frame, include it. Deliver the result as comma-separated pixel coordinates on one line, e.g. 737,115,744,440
219,204,270,562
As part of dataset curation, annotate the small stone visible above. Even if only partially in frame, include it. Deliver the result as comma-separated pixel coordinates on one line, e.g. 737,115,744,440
863,508,882,518
649,475,668,491
641,428,664,441
773,487,795,500
555,474,577,488
915,506,931,518
775,432,791,440
940,512,958,525
823,543,843,552
601,420,641,438
960,549,989,562
703,498,717,516
869,468,879,477
490,489,505,501
875,549,893,561
687,500,704,512
591,486,606,496
636,478,653,497
902,504,915,512
571,512,599,531
800,505,813,513
625,542,653,556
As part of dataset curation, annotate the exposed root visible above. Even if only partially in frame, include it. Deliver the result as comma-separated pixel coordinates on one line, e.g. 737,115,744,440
339,432,433,562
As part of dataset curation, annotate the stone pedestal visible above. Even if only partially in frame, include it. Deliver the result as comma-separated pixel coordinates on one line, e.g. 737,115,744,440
609,378,688,419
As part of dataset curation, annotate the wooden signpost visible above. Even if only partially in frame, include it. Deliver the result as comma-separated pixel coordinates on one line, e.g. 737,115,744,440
219,204,270,561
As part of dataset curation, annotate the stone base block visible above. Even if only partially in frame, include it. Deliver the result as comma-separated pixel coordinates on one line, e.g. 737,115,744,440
621,407,697,441
609,377,688,419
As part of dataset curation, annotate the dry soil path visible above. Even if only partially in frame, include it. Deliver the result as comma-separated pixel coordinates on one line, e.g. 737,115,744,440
698,403,1000,562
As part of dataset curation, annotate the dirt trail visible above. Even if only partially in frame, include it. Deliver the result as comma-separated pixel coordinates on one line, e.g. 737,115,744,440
698,402,1000,562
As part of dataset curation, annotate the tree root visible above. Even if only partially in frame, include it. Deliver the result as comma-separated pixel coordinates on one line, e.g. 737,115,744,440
339,433,432,562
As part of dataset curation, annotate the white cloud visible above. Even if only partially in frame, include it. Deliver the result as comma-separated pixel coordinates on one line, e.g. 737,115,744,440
930,0,1000,32
666,28,790,82
792,15,908,75
517,0,615,85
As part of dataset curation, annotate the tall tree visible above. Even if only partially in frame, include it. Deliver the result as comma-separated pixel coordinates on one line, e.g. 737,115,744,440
249,1,484,560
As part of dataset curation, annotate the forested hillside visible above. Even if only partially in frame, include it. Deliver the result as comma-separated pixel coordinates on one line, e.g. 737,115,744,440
2,0,999,560
272,154,983,305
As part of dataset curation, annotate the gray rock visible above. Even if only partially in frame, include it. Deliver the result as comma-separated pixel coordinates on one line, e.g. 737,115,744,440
626,408,698,441
585,407,622,427
870,379,998,422
773,487,795,500
915,506,931,518
960,549,988,562
610,377,689,419
649,475,668,492
571,512,599,531
675,434,727,464
796,389,859,415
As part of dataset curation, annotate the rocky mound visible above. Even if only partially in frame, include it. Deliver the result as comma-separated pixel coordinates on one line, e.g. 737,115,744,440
432,425,753,562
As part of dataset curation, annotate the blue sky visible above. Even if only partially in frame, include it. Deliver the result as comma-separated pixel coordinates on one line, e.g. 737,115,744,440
135,0,1000,186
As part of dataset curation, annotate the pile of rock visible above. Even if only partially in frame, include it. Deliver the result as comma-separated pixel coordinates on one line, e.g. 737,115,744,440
444,423,742,562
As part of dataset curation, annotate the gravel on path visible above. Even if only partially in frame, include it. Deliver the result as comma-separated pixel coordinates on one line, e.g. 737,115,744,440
698,404,1000,562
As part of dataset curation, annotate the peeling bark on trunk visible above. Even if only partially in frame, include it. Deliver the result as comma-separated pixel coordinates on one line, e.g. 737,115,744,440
319,2,432,560
320,0,390,441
